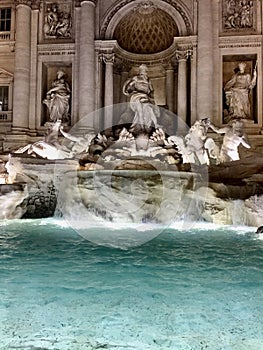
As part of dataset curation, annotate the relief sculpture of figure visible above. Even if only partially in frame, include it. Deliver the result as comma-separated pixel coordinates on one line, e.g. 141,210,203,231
224,61,257,122
43,70,71,125
123,64,160,133
44,4,72,38
224,0,253,29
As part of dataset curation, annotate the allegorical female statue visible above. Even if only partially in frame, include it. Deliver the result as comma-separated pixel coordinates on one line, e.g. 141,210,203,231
224,61,257,122
43,70,71,125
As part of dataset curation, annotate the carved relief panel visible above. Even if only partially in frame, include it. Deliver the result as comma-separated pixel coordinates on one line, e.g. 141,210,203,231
222,0,255,32
43,1,73,40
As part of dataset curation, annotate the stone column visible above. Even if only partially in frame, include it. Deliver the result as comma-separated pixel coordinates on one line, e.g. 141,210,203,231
12,0,32,132
103,53,114,129
28,1,39,133
93,51,103,131
78,0,95,124
165,63,174,112
176,50,188,123
197,0,214,119
73,3,81,124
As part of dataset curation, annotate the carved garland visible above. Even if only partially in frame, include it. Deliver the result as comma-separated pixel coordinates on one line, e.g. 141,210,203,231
100,0,192,38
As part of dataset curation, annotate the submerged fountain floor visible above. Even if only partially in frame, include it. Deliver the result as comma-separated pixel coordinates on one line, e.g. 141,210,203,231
0,219,263,350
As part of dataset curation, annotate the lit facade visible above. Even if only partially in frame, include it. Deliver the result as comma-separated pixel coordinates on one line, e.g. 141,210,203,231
0,0,263,151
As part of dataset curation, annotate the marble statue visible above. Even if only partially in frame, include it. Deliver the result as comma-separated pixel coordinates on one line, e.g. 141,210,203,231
43,70,71,124
165,119,220,165
122,64,160,133
224,61,257,122
208,119,250,162
59,126,95,157
15,120,71,160
5,154,23,184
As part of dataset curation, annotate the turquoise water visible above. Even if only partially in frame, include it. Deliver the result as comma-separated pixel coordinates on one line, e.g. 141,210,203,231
0,219,263,350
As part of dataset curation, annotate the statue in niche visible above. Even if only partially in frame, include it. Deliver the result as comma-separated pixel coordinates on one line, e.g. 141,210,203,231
223,61,257,123
224,0,253,30
122,64,160,133
43,69,71,125
44,3,72,39
208,119,250,162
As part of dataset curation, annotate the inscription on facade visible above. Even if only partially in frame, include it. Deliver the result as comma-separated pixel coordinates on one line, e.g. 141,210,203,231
39,51,75,56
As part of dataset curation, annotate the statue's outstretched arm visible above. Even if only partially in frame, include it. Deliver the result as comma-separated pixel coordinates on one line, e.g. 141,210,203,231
240,136,251,149
208,123,228,134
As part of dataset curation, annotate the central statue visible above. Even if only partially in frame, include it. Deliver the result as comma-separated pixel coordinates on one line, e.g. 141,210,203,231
122,64,160,133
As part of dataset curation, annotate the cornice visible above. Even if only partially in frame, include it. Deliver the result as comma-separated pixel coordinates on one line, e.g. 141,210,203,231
219,35,262,49
95,37,197,67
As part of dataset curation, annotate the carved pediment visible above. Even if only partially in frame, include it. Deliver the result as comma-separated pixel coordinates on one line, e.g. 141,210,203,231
0,68,13,83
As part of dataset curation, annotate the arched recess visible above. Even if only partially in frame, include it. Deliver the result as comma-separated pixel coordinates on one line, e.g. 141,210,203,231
97,0,195,131
100,0,193,40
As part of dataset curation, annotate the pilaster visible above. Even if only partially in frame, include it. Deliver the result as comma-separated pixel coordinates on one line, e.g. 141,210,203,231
103,53,115,129
176,49,189,123
196,0,214,120
78,0,96,124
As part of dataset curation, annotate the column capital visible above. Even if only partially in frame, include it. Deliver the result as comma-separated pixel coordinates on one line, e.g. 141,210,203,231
163,62,174,71
176,49,192,62
31,0,40,10
15,0,32,7
103,53,115,65
75,0,96,7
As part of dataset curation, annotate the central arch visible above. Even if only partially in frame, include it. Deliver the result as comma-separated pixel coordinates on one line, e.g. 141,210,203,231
100,0,193,40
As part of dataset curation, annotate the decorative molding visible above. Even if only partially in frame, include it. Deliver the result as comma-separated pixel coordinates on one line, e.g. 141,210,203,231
100,0,192,38
95,37,196,68
219,34,262,48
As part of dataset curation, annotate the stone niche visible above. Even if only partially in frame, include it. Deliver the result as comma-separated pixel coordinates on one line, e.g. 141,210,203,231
222,54,257,124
